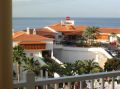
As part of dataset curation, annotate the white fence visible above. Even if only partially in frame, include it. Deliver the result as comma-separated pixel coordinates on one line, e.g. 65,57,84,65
13,71,120,89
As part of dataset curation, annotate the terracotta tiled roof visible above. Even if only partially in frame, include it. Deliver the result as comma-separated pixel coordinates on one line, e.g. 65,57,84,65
49,23,75,31
36,28,55,38
74,25,88,31
49,23,87,32
13,33,52,42
13,31,26,39
49,23,87,36
50,23,120,35
98,28,120,34
19,41,46,45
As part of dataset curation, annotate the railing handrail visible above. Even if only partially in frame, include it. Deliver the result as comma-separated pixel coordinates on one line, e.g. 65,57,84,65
35,71,120,85
13,71,120,88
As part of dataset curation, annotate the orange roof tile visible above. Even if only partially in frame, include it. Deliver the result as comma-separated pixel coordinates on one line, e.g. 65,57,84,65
13,34,52,42
19,41,46,45
49,23,75,31
98,28,120,34
50,23,120,35
49,23,87,32
36,28,55,38
13,31,26,39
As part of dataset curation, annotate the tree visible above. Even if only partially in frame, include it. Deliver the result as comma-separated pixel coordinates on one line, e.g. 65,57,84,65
110,32,117,37
80,59,102,74
117,36,120,44
74,60,86,75
23,57,41,76
41,60,63,77
82,26,99,45
104,58,120,71
13,45,26,81
62,60,102,75
62,62,76,76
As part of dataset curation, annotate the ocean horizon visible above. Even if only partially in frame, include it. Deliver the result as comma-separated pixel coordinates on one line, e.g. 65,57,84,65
13,17,120,31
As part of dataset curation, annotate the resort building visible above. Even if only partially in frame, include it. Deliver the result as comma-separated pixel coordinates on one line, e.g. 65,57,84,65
12,17,120,89
13,28,53,59
30,17,120,68
34,17,120,45
12,17,120,68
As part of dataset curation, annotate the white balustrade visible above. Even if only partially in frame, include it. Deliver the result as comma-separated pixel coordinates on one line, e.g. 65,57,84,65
13,71,120,89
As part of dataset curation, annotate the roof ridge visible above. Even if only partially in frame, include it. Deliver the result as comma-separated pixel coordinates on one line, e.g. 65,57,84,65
13,33,26,39
44,26,57,33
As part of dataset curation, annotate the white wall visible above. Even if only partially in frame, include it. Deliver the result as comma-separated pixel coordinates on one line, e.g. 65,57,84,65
54,48,96,63
13,41,19,47
53,47,112,68
45,41,53,50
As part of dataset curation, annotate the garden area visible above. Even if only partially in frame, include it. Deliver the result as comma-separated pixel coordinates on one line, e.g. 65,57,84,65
13,45,120,79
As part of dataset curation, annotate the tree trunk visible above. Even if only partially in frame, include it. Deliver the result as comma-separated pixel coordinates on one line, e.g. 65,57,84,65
16,62,20,82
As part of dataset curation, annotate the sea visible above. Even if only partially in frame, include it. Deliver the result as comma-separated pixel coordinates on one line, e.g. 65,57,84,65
13,17,120,31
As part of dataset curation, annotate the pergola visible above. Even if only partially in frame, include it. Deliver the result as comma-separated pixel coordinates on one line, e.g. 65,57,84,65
0,0,13,89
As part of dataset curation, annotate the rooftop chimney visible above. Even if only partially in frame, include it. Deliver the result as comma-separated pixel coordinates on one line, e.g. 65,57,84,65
33,28,36,35
26,27,30,34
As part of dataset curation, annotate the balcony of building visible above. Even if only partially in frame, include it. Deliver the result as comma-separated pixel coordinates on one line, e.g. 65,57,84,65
13,70,120,89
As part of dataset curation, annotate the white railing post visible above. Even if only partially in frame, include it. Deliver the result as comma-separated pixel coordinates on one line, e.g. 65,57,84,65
80,81,83,89
101,78,104,89
68,82,71,89
112,77,115,89
26,71,35,89
43,84,48,89
55,83,59,89
43,70,48,89
91,80,94,89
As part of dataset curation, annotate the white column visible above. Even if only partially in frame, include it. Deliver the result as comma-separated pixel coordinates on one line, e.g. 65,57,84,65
39,51,42,57
0,0,13,89
51,50,54,58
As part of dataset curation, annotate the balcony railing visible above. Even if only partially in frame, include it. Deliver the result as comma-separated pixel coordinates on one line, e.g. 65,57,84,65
13,71,120,89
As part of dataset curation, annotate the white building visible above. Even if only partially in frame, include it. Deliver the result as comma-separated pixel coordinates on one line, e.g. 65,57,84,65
13,28,53,59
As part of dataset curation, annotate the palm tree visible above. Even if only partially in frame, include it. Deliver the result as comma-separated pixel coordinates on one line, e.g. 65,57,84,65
82,59,102,74
62,62,76,76
13,45,26,81
110,32,117,37
23,57,41,76
41,60,63,77
104,58,120,71
82,26,99,45
74,60,86,75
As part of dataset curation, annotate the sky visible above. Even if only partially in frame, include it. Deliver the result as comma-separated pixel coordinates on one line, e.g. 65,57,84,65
13,0,120,18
